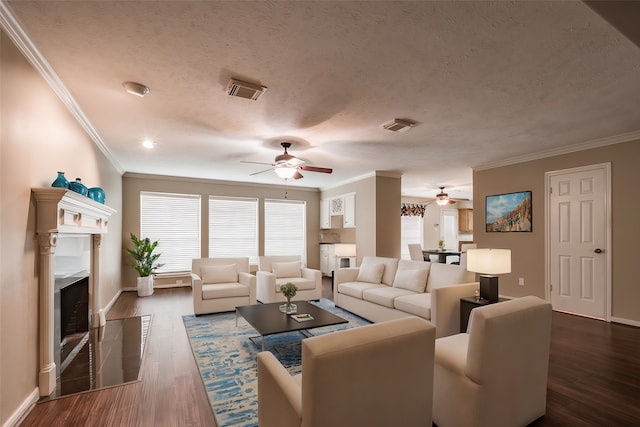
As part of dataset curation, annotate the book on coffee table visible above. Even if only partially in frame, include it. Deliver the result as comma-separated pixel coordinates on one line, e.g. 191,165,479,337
291,313,314,322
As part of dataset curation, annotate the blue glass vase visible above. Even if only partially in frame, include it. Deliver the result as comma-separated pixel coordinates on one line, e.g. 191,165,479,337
51,172,69,188
69,178,88,196
88,187,106,204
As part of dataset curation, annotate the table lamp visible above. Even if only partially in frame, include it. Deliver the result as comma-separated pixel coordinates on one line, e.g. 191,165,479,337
334,244,356,268
466,248,511,302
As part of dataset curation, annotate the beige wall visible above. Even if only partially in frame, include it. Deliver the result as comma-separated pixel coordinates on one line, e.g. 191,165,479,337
474,140,640,323
121,173,321,287
0,32,123,424
321,173,401,262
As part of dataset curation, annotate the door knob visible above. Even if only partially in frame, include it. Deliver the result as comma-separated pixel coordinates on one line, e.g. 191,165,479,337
594,248,603,254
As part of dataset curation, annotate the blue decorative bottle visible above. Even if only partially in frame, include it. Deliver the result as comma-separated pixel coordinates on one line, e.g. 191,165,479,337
88,187,106,204
69,178,89,196
51,172,69,188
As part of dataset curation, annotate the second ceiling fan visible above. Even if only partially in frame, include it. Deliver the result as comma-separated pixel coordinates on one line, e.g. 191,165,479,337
242,142,333,180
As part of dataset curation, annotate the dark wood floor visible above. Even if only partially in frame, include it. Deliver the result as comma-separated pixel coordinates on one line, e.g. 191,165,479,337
20,279,640,426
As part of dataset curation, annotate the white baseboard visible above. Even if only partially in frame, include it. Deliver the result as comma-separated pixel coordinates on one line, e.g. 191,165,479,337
611,316,640,328
103,289,122,314
3,388,38,427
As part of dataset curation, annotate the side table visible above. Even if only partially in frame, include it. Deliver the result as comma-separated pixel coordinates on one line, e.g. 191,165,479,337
459,297,508,333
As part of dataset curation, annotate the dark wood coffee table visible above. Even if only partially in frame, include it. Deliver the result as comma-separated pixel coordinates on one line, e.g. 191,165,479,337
235,301,348,350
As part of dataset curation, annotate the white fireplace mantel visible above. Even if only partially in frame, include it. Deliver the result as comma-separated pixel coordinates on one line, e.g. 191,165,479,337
32,187,116,397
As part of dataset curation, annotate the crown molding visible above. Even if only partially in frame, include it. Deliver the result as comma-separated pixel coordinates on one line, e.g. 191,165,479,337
320,170,402,192
474,130,640,171
0,1,125,175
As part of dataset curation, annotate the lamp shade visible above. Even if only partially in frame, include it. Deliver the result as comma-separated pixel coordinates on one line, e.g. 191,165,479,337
466,248,511,275
334,243,356,257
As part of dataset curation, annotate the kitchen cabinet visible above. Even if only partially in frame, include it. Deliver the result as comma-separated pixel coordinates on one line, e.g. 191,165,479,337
458,208,473,233
320,199,330,229
343,193,356,228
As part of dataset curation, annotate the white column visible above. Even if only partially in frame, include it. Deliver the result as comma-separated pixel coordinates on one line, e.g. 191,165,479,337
91,234,106,328
38,232,57,397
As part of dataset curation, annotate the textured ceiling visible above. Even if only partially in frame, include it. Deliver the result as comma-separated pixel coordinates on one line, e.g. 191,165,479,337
5,1,640,200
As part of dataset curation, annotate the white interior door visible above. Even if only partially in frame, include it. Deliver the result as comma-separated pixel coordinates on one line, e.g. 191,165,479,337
440,209,458,250
547,163,610,320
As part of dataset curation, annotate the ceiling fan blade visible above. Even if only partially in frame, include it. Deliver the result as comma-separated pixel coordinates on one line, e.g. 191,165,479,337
299,165,333,174
293,170,304,180
249,168,274,176
241,160,275,166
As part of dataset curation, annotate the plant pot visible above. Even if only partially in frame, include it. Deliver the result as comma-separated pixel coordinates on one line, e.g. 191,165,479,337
279,301,297,314
137,276,154,297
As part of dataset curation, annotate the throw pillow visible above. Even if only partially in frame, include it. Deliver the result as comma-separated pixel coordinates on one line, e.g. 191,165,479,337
393,268,429,293
272,261,302,278
356,263,385,284
201,264,238,284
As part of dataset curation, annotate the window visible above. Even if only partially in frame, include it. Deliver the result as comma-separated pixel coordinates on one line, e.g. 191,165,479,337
140,192,201,273
264,199,306,264
401,215,423,260
208,196,258,264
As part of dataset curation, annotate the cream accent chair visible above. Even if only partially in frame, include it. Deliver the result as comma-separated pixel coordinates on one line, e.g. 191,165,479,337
191,257,256,315
408,243,425,261
433,296,552,427
257,317,436,427
256,255,321,303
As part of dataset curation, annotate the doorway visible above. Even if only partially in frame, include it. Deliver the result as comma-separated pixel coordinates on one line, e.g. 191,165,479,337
546,163,611,320
440,209,459,251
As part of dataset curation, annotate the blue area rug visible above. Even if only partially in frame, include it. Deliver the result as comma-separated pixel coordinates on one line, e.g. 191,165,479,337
182,299,369,427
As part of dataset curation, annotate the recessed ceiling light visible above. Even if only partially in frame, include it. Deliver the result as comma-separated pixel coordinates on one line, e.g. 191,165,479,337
142,139,155,149
123,81,150,97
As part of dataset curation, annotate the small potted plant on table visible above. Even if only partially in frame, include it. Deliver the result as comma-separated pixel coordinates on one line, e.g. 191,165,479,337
127,233,161,297
279,282,298,314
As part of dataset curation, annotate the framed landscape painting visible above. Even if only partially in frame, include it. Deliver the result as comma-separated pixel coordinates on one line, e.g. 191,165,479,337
485,191,532,232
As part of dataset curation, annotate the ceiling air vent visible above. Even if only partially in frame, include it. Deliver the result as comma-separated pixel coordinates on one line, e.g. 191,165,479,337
226,79,267,100
382,119,415,132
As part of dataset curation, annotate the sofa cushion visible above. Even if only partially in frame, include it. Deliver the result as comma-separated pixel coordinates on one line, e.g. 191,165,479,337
426,262,476,292
272,261,302,278
338,281,386,299
393,268,430,293
394,293,432,320
363,287,416,308
276,277,316,291
202,283,248,299
360,256,399,285
201,264,238,284
356,263,385,284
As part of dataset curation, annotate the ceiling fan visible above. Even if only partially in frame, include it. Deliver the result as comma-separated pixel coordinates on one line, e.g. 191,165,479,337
435,186,457,205
242,142,333,180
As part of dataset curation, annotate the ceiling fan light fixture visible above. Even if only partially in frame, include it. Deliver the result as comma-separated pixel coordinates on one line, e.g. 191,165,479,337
382,119,415,132
436,187,450,205
123,81,150,97
274,166,296,180
226,78,267,100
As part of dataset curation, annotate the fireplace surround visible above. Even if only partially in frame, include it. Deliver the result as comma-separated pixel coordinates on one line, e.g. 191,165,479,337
32,188,116,397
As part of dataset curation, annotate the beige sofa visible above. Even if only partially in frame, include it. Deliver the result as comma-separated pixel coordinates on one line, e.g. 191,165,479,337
257,317,436,427
433,296,552,427
257,255,322,303
191,257,256,314
334,256,478,338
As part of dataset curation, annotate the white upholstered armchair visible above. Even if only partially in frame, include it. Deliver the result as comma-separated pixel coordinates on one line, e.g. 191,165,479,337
256,256,321,303
433,296,552,427
257,317,436,427
191,257,256,315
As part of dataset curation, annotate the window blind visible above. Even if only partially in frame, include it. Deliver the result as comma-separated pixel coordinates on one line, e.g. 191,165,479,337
140,192,201,273
401,215,423,260
208,196,259,264
264,199,306,264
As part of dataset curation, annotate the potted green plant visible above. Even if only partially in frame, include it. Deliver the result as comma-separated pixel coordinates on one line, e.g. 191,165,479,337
279,282,298,314
438,240,445,250
126,233,161,297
